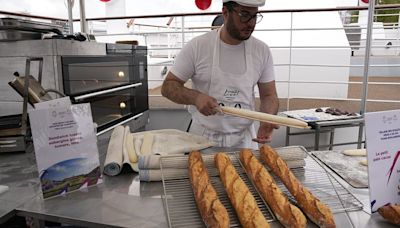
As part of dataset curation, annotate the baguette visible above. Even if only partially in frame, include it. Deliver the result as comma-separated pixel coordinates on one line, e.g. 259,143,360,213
214,152,269,228
240,149,307,228
260,145,335,228
377,204,400,225
188,151,229,228
220,106,309,129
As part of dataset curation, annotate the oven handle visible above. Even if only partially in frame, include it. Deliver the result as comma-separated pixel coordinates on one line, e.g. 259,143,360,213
96,112,144,136
73,83,142,101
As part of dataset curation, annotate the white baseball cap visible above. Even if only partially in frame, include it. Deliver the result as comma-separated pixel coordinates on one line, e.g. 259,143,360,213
222,0,265,7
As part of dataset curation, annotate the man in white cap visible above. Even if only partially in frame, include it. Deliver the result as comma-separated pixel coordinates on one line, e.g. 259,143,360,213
161,0,279,149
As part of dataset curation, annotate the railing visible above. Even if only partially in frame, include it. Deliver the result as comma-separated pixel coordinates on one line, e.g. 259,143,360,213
1,4,400,113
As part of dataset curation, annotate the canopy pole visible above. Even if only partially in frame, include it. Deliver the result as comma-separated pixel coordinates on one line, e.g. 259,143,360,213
67,0,74,34
360,0,375,115
79,0,88,33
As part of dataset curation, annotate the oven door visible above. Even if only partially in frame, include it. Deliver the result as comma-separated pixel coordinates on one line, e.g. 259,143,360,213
62,55,136,96
73,83,143,133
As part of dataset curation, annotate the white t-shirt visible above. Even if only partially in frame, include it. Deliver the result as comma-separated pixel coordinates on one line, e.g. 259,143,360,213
170,29,275,94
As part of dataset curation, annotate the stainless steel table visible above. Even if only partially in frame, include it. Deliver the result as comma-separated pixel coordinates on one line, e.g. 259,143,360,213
0,147,39,224
0,134,398,227
286,117,364,150
0,132,168,228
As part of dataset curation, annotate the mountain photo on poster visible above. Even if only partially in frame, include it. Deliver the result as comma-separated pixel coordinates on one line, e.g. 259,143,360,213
40,158,101,198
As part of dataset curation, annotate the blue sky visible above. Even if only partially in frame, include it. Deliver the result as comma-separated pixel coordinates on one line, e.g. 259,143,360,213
40,157,97,181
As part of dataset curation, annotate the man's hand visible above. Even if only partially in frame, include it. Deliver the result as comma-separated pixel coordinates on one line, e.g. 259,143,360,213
253,122,280,144
195,93,219,116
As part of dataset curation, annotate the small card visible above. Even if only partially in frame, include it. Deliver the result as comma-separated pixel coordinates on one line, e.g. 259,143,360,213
365,109,400,212
29,102,102,199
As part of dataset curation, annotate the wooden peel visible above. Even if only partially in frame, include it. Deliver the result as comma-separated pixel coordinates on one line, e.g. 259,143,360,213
220,106,310,129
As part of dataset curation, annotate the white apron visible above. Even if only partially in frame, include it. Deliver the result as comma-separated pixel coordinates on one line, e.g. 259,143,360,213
189,28,258,149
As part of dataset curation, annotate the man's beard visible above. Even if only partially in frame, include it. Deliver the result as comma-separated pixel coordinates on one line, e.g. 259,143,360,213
226,15,253,41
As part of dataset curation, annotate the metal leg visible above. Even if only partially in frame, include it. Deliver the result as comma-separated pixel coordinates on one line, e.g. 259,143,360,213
314,125,321,151
329,128,335,150
285,126,290,146
357,122,364,149
21,59,32,136
21,57,44,142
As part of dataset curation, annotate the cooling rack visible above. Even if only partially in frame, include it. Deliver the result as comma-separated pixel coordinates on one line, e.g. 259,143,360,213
160,146,363,228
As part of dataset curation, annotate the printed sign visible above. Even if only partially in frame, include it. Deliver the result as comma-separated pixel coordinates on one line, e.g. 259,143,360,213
29,100,102,199
365,109,400,212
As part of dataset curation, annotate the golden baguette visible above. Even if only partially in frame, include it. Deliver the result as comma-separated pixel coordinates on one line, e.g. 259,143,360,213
214,152,269,228
220,106,309,129
260,145,336,228
377,204,400,225
239,149,307,228
188,151,229,228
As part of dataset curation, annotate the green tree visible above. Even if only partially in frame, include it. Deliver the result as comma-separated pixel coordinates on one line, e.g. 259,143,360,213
376,0,400,24
349,0,399,24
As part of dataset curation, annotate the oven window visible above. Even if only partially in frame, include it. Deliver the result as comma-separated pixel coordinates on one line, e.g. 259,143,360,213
65,61,130,95
80,88,137,131
62,56,137,96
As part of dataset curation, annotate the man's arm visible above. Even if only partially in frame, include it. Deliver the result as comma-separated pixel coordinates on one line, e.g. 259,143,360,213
253,81,280,143
161,72,219,116
258,81,279,115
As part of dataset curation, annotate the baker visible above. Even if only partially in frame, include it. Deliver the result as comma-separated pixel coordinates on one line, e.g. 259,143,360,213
161,0,279,149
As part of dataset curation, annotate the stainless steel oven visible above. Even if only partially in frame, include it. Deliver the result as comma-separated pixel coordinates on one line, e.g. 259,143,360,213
61,54,148,134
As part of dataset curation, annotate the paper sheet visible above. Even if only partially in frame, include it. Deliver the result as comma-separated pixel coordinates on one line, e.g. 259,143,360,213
131,129,216,156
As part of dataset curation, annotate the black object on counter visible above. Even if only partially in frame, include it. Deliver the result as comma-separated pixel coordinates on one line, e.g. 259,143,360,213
50,32,87,41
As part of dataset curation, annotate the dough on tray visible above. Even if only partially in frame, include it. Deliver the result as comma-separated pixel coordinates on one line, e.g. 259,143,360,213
342,149,366,156
359,159,368,166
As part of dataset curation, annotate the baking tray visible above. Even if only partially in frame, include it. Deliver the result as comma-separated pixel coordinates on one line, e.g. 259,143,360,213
161,146,363,228
282,107,361,123
311,150,368,188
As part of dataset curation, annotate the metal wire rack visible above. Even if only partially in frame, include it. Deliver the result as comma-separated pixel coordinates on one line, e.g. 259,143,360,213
161,146,363,228
161,152,275,228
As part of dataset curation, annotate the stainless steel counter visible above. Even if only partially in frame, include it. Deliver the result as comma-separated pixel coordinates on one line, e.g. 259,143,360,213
0,148,39,224
0,132,398,227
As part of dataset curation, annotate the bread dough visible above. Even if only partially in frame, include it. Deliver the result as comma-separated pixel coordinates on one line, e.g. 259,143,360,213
360,159,368,166
125,133,137,163
141,133,154,155
342,149,367,156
